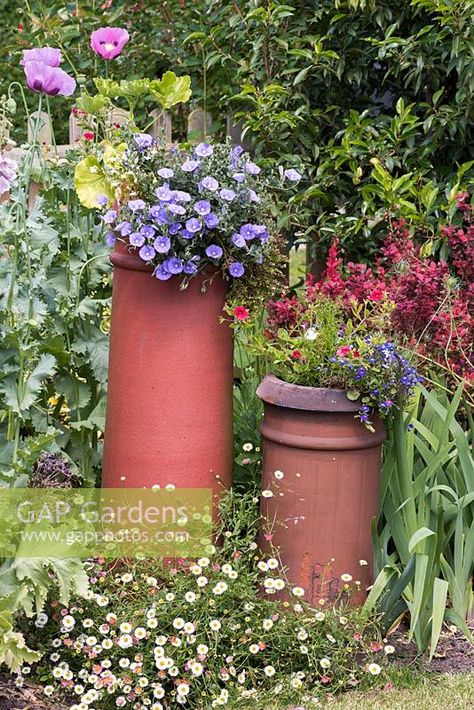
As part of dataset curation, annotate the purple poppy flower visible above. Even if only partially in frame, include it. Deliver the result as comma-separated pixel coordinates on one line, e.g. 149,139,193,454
158,168,174,179
134,133,153,149
96,194,109,207
138,244,156,261
185,218,202,233
154,235,171,253
194,200,211,216
154,264,172,281
173,190,192,203
169,222,181,235
167,203,186,215
155,185,173,202
195,142,213,158
105,232,116,247
247,189,260,203
181,159,200,172
220,188,236,202
284,168,302,182
201,176,219,192
183,261,198,275
245,161,261,175
206,244,223,259
180,229,194,240
129,232,145,247
140,225,156,238
102,209,117,224
20,47,61,67
128,199,146,212
0,155,17,195
204,212,219,229
23,62,76,97
231,233,246,248
240,224,256,240
232,173,245,183
116,221,132,236
229,262,245,278
90,27,130,60
164,257,184,274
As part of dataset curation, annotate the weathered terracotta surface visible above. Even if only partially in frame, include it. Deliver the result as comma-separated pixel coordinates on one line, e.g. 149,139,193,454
102,240,233,496
257,374,386,605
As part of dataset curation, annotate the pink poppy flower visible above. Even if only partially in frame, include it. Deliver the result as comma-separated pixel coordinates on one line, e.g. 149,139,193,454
23,61,76,96
90,27,130,60
20,47,61,67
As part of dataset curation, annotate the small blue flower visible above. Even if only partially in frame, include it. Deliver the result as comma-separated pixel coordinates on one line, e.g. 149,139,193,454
97,194,109,207
157,167,174,179
195,200,211,216
195,142,213,158
229,261,245,278
164,257,184,274
220,188,236,202
204,212,219,229
181,159,200,172
185,218,202,233
105,232,116,247
102,209,117,224
138,244,156,261
183,261,198,275
134,133,153,149
231,233,246,248
201,176,219,192
205,244,223,259
153,235,171,253
233,173,245,183
245,161,261,175
129,232,145,247
128,199,146,212
154,264,172,281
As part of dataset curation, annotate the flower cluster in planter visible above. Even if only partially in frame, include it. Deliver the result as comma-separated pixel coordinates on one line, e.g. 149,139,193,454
27,492,392,710
232,294,422,428
97,139,298,295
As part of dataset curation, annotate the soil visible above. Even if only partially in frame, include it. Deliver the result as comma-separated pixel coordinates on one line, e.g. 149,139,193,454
0,676,66,710
391,622,474,674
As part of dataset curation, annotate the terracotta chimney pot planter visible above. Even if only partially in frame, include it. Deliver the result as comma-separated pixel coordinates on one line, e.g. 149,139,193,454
257,374,386,605
102,240,233,497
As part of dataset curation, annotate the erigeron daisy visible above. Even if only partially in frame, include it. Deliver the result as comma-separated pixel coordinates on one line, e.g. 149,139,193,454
297,628,308,641
197,643,209,655
147,618,158,629
315,611,325,621
106,613,117,624
249,643,259,654
134,627,147,640
196,575,208,587
43,686,55,697
190,564,202,575
327,634,336,643
198,557,210,567
228,570,238,579
209,619,221,631
154,646,165,658
170,636,182,647
73,685,84,695
153,685,165,699
155,657,170,670
177,682,190,696
262,619,274,630
121,573,133,583
62,615,76,630
341,573,353,582
359,559,368,566
185,591,197,603
261,489,274,498
257,561,268,572
102,639,113,649
165,593,175,602
82,618,94,628
292,586,305,597
384,645,395,655
116,698,127,708
96,595,109,606
147,576,158,586
267,557,279,569
52,667,63,679
191,661,204,676
274,579,285,590
368,662,381,675
155,635,167,646
118,634,133,649
300,644,308,654
50,652,60,662
173,617,185,629
274,470,284,479
339,616,348,625
119,658,130,668
120,622,133,634
243,442,253,451
263,578,275,589
169,665,179,676
212,581,228,595
85,635,98,646
291,677,303,689
183,622,195,635
152,704,164,710
264,665,276,677
222,563,233,575
320,658,331,669
138,677,149,688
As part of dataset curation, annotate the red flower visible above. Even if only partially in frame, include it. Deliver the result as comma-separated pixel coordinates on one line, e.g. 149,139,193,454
83,131,95,141
291,350,302,360
369,287,384,302
336,345,351,357
233,305,249,321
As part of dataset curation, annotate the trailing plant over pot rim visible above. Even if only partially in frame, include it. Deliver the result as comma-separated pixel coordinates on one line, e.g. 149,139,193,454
230,293,423,429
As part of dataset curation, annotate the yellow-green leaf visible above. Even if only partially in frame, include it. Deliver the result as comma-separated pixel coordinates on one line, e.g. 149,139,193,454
150,72,192,109
74,156,115,209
